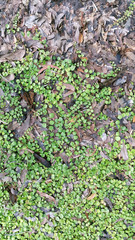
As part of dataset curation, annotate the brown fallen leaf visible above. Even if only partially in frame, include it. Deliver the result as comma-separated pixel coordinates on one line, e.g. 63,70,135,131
120,143,128,160
0,172,7,179
104,197,113,211
133,116,135,123
77,68,84,73
45,179,52,184
34,153,51,168
38,72,45,81
70,116,78,123
123,37,135,51
63,83,75,92
87,193,96,200
75,128,81,141
25,40,44,49
1,176,12,183
0,49,25,62
79,32,84,44
16,115,31,138
127,137,135,147
37,190,56,204
48,108,58,119
38,65,59,74
41,217,48,225
0,73,15,82
21,90,35,107
63,90,74,98
20,169,27,184
80,57,88,62
125,51,135,62
72,217,85,223
7,121,20,131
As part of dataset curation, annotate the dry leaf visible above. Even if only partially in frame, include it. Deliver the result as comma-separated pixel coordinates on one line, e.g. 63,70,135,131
77,68,84,73
63,90,74,98
25,40,44,49
133,116,135,123
104,197,113,211
125,51,135,62
0,49,25,62
16,115,31,138
41,217,48,225
63,83,75,92
120,143,128,160
7,121,20,131
123,37,135,51
79,32,84,44
38,65,59,74
20,169,27,184
0,73,15,82
37,190,56,204
34,153,51,168
45,179,52,184
70,116,77,123
38,72,45,81
80,57,88,61
48,108,58,119
0,172,6,179
1,176,12,183
22,90,34,107
87,193,96,200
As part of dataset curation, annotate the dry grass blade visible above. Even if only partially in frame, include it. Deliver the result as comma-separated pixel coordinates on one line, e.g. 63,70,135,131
87,193,96,200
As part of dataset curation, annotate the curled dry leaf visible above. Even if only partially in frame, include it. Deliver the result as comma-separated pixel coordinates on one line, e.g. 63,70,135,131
87,193,96,200
37,190,57,204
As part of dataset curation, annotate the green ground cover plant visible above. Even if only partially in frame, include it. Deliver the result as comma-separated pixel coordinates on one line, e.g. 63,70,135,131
114,0,135,26
0,40,135,240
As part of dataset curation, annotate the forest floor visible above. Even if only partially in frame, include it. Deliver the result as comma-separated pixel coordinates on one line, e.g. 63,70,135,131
0,0,135,239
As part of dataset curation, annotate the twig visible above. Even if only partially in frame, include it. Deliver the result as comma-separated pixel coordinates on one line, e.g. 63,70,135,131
92,1,98,12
